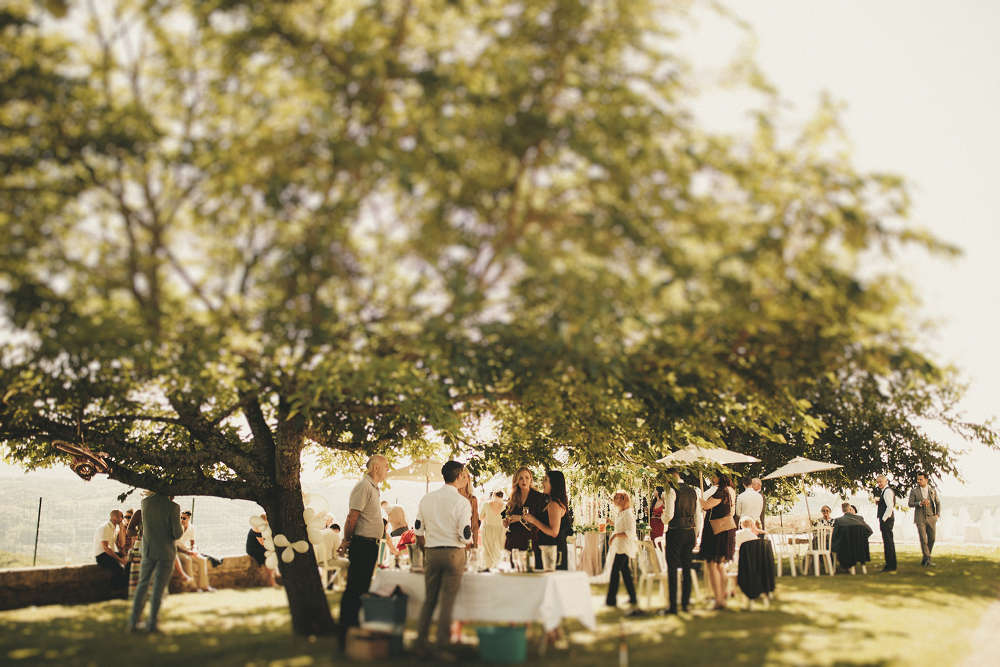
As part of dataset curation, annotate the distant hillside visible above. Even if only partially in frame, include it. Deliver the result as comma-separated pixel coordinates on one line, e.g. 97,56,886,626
0,470,432,567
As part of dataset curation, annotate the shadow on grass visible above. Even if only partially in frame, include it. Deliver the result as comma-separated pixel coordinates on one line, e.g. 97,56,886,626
1,548,996,666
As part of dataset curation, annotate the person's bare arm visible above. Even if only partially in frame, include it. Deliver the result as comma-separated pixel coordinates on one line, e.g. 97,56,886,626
101,539,125,565
529,503,564,538
338,509,361,555
385,523,400,555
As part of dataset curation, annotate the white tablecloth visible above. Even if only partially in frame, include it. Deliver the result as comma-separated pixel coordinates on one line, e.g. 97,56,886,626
369,570,596,632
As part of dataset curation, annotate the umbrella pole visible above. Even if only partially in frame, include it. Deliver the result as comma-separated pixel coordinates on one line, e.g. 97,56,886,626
800,478,812,523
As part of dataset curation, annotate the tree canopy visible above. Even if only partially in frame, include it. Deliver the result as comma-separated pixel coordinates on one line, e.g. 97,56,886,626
1,0,995,634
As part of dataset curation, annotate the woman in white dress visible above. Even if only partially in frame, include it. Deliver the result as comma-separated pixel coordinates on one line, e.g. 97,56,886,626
480,490,506,570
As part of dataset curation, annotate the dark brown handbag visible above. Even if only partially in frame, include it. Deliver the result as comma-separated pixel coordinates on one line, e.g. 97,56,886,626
709,515,736,535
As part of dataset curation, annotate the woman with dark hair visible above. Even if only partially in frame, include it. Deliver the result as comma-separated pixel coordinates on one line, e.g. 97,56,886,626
524,470,573,570
649,486,666,541
699,473,737,609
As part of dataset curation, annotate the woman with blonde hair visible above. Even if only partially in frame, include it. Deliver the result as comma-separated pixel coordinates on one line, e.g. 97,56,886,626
457,474,481,549
606,490,639,612
503,467,545,566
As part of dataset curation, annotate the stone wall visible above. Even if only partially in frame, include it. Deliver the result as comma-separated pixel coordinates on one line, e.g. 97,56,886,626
0,555,271,611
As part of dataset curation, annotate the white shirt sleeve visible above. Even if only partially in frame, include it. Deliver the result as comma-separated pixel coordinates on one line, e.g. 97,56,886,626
456,496,473,543
734,491,746,518
414,499,426,537
662,488,676,526
882,489,895,522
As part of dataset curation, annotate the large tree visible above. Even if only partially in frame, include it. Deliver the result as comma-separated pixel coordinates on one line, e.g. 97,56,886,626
2,0,994,634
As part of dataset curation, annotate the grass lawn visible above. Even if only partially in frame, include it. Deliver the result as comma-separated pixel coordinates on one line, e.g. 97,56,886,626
1,545,997,666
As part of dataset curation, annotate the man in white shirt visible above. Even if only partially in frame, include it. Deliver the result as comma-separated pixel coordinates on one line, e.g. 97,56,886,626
94,510,127,590
735,478,764,530
175,511,213,592
875,475,897,572
414,461,473,656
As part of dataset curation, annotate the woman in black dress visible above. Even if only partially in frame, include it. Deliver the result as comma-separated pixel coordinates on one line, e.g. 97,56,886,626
699,474,736,609
503,467,546,568
525,470,572,570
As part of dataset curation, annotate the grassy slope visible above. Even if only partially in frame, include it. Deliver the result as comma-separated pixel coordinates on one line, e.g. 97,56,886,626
1,545,997,667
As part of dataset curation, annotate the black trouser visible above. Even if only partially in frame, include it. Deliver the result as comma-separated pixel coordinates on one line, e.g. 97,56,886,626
664,528,695,611
338,536,378,630
96,552,127,588
879,518,896,570
606,554,637,605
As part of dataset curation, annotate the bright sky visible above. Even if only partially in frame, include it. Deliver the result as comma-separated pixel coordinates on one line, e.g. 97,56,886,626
682,1,1000,496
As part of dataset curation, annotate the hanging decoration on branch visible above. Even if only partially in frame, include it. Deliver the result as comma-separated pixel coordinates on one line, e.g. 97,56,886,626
54,441,111,481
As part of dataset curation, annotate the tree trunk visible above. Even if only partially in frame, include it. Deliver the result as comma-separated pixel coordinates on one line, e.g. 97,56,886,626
264,483,337,636
263,417,336,636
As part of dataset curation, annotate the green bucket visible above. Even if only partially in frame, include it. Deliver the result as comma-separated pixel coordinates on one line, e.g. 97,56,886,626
475,625,527,664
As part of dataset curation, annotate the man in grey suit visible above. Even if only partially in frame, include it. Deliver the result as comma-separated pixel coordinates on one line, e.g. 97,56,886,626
128,491,183,632
907,473,942,567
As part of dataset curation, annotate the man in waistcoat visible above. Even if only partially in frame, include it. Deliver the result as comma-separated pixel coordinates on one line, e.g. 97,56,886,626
875,475,897,573
908,473,942,567
658,469,698,614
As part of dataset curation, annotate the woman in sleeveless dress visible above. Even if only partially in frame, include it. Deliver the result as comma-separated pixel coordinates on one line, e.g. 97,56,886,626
480,491,506,570
699,473,736,609
649,486,665,541
524,470,571,570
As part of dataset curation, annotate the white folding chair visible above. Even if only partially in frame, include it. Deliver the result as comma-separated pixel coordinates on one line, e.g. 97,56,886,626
769,533,798,577
636,541,670,608
802,526,834,576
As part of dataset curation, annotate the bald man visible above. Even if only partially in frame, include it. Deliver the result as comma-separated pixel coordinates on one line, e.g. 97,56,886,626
337,455,389,642
94,510,127,590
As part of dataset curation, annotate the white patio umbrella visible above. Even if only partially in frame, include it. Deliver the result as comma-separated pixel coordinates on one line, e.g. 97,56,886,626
656,444,760,492
386,458,447,493
763,456,843,522
480,471,511,496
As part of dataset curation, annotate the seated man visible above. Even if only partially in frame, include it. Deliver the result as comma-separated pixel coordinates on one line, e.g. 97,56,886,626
318,519,349,590
176,511,214,592
831,503,873,571
94,510,128,590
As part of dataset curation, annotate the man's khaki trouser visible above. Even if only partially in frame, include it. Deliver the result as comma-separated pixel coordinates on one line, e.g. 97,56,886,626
177,552,210,589
416,547,465,647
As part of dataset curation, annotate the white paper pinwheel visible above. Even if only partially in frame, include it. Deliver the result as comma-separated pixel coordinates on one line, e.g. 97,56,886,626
248,516,307,567
304,507,328,545
272,533,310,563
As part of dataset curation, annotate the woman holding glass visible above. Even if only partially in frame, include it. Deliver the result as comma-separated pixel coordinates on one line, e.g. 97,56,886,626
523,470,572,570
503,467,546,569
